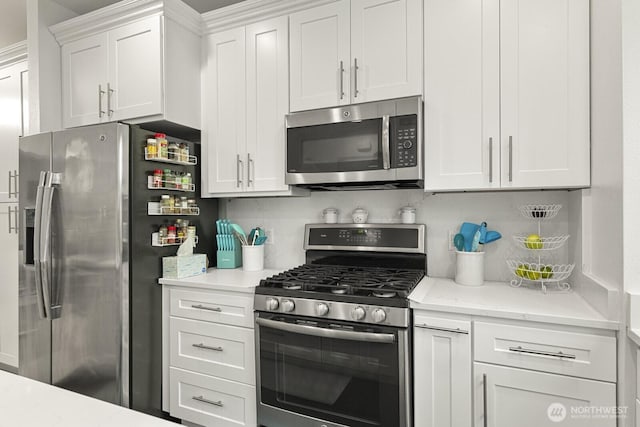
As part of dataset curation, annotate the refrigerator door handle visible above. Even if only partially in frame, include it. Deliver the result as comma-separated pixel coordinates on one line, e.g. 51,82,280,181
41,173,61,319
34,171,48,319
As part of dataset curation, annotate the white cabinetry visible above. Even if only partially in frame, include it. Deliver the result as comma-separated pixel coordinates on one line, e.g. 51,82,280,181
413,313,471,427
54,0,201,130
289,0,422,112
202,16,303,197
424,0,590,191
0,42,27,369
163,286,256,427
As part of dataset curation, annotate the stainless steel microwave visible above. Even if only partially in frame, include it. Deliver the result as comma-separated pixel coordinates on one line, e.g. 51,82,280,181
285,96,423,190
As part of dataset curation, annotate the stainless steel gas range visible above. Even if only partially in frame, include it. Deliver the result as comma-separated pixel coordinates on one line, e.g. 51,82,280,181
254,223,426,427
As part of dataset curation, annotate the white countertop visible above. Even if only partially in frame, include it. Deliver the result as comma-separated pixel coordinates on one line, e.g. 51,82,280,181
629,329,640,347
0,371,177,427
158,267,284,292
410,276,619,330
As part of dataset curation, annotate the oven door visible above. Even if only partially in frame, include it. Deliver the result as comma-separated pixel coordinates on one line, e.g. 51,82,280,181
255,312,410,427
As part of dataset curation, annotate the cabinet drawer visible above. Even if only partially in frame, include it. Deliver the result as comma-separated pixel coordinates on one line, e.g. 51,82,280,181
474,322,616,382
169,367,256,427
170,317,255,385
414,313,471,335
170,288,253,328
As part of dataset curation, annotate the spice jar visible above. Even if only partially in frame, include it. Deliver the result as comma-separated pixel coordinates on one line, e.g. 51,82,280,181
160,195,171,213
146,138,157,158
180,196,188,209
158,224,168,244
180,143,189,162
187,225,196,241
168,141,179,160
156,133,168,159
163,169,174,189
153,169,163,188
182,172,191,190
175,171,183,189
167,225,177,244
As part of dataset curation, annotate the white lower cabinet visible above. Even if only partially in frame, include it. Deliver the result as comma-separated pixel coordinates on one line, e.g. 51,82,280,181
0,204,19,368
163,285,255,427
413,313,471,427
474,362,616,427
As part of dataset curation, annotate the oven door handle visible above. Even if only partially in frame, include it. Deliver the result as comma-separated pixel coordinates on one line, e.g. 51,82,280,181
256,317,396,344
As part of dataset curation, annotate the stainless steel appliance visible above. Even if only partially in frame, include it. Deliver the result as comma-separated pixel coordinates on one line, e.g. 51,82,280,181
255,223,426,427
285,97,423,190
18,123,217,418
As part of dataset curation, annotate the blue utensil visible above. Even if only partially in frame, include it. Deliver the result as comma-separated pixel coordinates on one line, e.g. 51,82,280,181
453,233,465,251
255,236,267,245
470,228,481,252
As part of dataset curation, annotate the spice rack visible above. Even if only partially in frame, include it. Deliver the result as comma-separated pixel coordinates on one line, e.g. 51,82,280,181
144,147,197,165
506,204,574,293
146,176,195,192
147,202,200,216
151,233,199,247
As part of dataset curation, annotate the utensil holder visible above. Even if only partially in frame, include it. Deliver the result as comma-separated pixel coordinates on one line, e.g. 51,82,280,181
242,245,264,272
217,245,242,268
455,251,485,286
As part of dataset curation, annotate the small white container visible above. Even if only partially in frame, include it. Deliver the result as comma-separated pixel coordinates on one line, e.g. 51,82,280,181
352,207,369,224
399,206,416,224
323,207,339,223
455,250,484,286
242,245,264,272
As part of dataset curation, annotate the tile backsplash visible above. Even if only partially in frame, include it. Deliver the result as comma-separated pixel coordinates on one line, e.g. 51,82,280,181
222,189,572,282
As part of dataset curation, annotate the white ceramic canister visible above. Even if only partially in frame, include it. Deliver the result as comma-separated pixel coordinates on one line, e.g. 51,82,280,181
322,207,339,223
399,206,416,224
352,207,369,224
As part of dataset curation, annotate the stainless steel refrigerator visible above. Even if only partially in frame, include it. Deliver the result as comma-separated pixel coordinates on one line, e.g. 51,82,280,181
18,122,217,418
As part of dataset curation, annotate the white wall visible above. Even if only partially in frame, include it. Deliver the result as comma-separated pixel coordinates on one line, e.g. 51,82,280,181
223,189,570,283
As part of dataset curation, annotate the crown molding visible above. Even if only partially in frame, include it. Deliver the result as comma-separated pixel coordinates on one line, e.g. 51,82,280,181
50,0,202,45
202,0,337,34
0,40,27,69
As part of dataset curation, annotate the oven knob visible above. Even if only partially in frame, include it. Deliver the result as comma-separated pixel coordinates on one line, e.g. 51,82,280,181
315,303,329,316
351,306,366,321
265,297,279,311
281,299,295,312
372,308,387,323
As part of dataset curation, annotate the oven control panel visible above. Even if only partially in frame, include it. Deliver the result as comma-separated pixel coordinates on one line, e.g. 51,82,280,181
255,295,410,328
305,224,426,253
391,115,418,168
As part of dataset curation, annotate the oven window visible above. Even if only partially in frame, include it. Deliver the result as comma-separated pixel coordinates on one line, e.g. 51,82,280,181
287,119,382,173
259,315,401,427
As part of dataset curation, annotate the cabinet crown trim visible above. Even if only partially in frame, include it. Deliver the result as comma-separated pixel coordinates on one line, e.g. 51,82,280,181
202,0,335,33
0,41,27,69
50,0,202,45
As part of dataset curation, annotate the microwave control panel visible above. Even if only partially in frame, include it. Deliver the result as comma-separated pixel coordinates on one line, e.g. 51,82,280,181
392,116,418,168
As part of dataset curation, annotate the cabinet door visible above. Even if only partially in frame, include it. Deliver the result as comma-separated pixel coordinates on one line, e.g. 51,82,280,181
61,33,109,128
474,363,616,427
0,62,26,203
414,315,472,427
204,28,246,194
351,0,422,103
500,0,590,189
109,16,162,121
289,0,350,111
0,204,19,368
423,0,500,191
245,17,290,193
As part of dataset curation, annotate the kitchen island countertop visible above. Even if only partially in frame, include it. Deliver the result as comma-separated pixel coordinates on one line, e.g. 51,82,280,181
0,370,177,427
158,267,284,292
410,276,619,330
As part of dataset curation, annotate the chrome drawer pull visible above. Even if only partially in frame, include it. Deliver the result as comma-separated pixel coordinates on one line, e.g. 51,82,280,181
191,304,222,312
508,345,576,359
192,395,223,407
415,324,469,335
192,343,223,352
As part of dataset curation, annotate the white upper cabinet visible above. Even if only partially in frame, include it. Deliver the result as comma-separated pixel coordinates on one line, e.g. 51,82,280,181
290,0,422,112
203,16,302,197
424,0,590,191
53,0,202,130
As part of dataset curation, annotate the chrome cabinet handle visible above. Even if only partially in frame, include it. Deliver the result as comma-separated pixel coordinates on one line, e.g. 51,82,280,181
13,204,18,234
382,115,390,170
192,395,223,407
247,153,253,187
192,343,223,352
8,171,13,198
13,170,18,197
483,373,488,427
508,345,577,360
7,206,12,233
256,317,395,344
236,155,243,188
508,135,513,182
415,324,469,335
488,137,493,184
107,83,114,117
191,304,222,312
34,171,47,319
98,85,105,118
339,60,345,100
354,58,359,98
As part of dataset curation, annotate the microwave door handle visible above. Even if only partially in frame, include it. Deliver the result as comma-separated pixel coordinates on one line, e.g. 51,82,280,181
256,317,395,344
33,171,47,319
382,115,391,170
